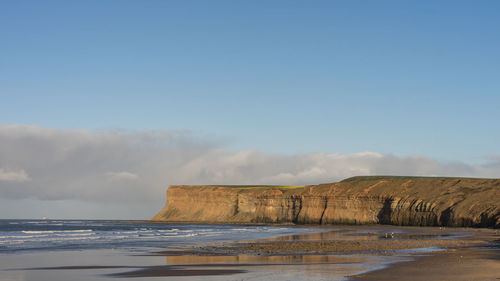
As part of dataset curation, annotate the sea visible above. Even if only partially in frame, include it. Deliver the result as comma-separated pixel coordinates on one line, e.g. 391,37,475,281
0,220,411,281
0,219,323,253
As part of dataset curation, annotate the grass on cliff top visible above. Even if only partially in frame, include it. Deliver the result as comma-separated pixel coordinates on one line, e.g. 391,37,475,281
341,175,494,182
209,185,304,189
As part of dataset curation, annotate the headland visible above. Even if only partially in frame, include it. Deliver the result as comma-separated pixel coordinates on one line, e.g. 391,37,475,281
152,176,500,228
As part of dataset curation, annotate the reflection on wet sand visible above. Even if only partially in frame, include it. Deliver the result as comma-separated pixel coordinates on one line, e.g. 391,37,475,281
266,226,466,242
150,226,483,280
198,226,478,255
165,253,363,265
3,226,495,281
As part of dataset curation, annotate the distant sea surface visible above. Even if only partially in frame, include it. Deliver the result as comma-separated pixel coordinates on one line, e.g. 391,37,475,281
0,219,322,253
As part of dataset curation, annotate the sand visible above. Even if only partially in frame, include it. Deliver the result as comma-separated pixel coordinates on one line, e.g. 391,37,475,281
6,226,499,280
349,229,500,280
351,247,500,281
185,226,500,280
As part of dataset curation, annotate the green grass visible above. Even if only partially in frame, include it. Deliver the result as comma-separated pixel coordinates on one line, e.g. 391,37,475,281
341,175,492,182
208,185,304,189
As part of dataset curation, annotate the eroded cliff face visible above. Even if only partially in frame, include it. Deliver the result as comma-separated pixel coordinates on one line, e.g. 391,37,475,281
151,177,500,228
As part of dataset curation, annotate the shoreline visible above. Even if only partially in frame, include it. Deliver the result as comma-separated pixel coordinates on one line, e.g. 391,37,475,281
2,223,498,280
349,245,499,280
128,225,498,280
345,227,500,280
156,225,499,280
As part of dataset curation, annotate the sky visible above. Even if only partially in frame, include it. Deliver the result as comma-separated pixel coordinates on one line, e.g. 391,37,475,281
1,1,499,219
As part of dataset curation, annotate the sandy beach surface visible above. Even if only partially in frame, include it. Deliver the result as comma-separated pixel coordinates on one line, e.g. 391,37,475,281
1,225,498,281
352,247,499,281
189,225,500,280
347,228,500,281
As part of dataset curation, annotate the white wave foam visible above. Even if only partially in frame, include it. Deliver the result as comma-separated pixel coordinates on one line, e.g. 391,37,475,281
38,236,100,242
0,235,49,239
54,232,95,237
0,236,100,244
231,228,255,231
177,233,197,238
22,229,93,234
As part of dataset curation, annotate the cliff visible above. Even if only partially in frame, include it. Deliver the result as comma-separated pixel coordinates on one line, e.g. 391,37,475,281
151,176,500,228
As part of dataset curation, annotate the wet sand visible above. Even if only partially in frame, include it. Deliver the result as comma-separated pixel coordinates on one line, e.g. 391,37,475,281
145,225,499,280
349,229,500,281
109,266,247,277
209,237,475,254
351,247,500,281
3,226,498,280
197,225,486,254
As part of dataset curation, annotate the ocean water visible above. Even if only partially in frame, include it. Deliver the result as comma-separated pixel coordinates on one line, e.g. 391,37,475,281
0,219,323,253
0,220,441,281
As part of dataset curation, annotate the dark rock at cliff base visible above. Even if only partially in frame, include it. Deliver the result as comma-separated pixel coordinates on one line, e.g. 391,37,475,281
151,176,500,228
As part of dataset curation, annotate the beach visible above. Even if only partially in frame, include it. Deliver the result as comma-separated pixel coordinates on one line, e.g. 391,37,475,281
1,220,498,280
163,225,500,280
354,246,500,280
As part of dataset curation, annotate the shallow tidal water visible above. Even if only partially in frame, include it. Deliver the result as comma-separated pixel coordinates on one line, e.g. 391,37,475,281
0,219,322,253
0,248,407,281
0,220,462,281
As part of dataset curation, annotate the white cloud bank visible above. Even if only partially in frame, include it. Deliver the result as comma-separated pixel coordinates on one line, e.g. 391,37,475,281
0,168,30,182
0,123,499,209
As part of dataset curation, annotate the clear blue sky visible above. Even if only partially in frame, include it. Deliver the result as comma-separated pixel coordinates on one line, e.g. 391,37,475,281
1,0,499,163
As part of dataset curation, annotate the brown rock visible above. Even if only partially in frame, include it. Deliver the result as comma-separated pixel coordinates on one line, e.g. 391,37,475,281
151,176,500,227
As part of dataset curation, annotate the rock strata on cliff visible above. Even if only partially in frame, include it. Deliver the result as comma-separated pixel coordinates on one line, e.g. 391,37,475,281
151,176,500,228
